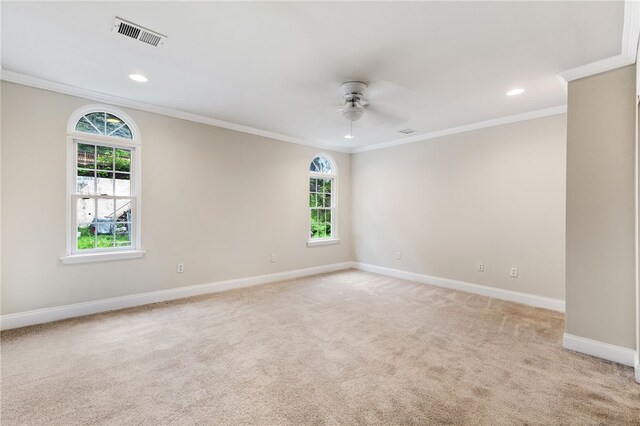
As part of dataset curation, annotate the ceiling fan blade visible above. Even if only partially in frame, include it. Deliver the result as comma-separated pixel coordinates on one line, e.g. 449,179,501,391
361,104,409,128
367,80,423,110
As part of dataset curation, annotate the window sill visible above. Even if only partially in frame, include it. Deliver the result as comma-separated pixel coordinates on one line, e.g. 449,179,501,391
307,238,340,247
61,250,146,264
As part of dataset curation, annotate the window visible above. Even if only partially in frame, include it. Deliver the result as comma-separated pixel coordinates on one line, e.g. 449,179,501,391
309,154,338,245
63,106,143,263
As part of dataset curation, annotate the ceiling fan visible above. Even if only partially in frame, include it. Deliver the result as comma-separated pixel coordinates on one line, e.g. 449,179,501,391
338,81,369,122
336,80,411,138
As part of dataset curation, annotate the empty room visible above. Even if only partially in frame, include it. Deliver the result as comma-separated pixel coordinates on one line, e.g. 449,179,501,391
1,1,639,424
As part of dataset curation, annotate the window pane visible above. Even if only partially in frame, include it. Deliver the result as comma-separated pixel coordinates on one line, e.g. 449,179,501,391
309,193,316,208
97,232,115,248
96,171,114,196
326,223,332,237
316,179,323,193
115,223,132,247
75,117,100,135
115,149,131,172
115,199,132,222
77,143,95,168
111,125,132,139
324,180,332,193
318,210,325,222
317,195,324,207
107,115,132,139
310,156,333,174
310,158,320,172
77,198,95,225
324,194,331,207
316,223,326,238
325,210,331,224
77,224,95,250
97,146,114,170
76,170,95,195
85,112,106,135
309,178,316,192
115,173,131,196
97,198,115,220
310,210,317,238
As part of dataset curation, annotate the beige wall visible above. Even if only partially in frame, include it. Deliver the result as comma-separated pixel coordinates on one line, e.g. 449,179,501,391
566,65,636,349
0,82,352,315
352,114,567,300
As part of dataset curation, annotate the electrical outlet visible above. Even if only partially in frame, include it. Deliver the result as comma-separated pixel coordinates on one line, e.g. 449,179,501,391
177,263,184,273
477,262,484,272
396,251,401,260
510,267,518,278
270,254,276,263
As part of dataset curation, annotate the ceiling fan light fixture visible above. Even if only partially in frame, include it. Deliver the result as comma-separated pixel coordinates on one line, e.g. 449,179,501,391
342,106,365,122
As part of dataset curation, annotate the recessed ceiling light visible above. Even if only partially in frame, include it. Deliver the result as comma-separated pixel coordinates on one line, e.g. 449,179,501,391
129,73,148,83
344,134,354,139
506,88,525,96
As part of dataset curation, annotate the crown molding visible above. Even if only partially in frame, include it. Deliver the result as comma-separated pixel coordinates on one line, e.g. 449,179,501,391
0,69,351,154
557,53,636,83
350,105,567,154
621,0,640,58
2,69,568,156
558,0,639,83
1,2,636,156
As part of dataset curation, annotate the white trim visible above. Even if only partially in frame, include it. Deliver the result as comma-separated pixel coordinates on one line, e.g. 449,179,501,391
60,250,145,264
0,70,350,154
557,54,636,83
67,126,142,257
0,262,353,330
563,333,636,367
352,262,565,312
351,106,567,153
622,0,640,61
307,238,340,247
0,70,567,156
557,0,640,83
636,362,640,383
1,0,636,156
309,153,338,241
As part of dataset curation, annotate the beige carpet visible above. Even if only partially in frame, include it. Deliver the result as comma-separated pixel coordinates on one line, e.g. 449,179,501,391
2,269,639,425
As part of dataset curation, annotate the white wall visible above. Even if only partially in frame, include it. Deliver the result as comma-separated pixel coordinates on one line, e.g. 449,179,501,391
0,82,352,315
566,65,636,350
352,114,567,300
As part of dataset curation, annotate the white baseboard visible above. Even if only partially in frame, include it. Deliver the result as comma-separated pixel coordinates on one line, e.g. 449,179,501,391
563,334,636,367
0,262,354,330
636,364,640,383
352,262,565,312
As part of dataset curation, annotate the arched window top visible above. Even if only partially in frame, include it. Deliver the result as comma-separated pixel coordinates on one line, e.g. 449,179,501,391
310,154,336,175
76,112,132,139
68,105,140,142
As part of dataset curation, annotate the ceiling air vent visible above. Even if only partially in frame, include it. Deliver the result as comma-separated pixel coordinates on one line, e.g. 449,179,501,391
112,17,166,47
399,128,416,134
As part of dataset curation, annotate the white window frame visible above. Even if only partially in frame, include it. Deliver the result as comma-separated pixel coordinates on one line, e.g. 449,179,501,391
307,153,340,247
61,104,144,264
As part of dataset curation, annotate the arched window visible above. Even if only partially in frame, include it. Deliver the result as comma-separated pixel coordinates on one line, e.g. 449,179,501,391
63,105,143,263
309,154,338,243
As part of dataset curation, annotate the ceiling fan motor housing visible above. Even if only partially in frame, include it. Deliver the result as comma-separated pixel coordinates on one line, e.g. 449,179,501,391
340,81,368,122
339,81,368,99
